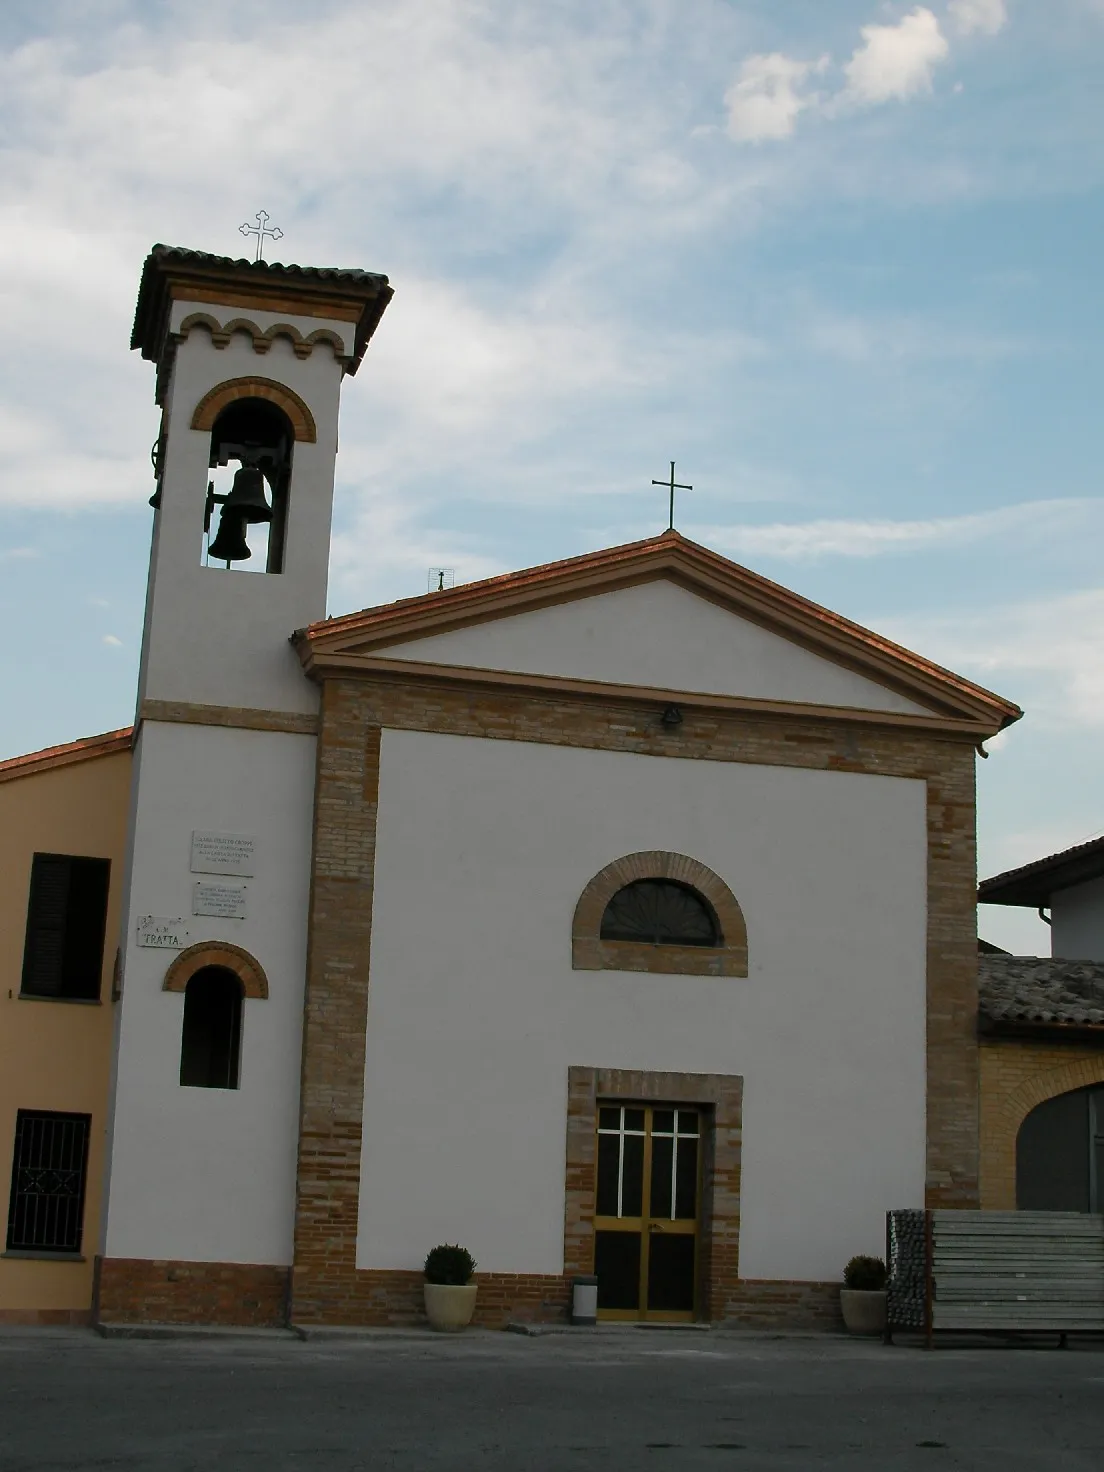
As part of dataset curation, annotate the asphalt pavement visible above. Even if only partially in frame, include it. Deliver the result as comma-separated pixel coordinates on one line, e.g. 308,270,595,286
1,1324,1101,1470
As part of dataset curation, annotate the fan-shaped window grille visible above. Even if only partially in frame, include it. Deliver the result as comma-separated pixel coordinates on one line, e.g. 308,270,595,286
600,880,720,948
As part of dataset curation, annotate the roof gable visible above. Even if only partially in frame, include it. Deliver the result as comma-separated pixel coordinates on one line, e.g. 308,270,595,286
297,532,1020,734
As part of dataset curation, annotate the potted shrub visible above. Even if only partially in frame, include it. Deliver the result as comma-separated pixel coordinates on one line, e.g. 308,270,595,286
423,1244,478,1332
840,1254,887,1335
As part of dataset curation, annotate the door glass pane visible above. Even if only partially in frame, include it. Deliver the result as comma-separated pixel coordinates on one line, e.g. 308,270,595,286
675,1135,698,1219
647,1233,695,1313
622,1133,645,1216
595,1231,641,1311
624,1108,645,1134
677,1110,699,1136
650,1135,674,1218
598,1106,620,1132
653,1109,675,1135
596,1133,621,1217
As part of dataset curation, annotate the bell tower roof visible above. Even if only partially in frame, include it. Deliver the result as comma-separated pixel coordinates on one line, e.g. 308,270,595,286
131,243,393,387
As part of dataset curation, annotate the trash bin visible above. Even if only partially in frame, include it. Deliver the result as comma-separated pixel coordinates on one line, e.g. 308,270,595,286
571,1275,598,1326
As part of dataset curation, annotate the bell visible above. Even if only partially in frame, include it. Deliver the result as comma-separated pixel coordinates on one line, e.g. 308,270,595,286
208,508,251,563
220,466,272,524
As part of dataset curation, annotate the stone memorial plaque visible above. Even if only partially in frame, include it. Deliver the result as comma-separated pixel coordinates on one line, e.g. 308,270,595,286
136,916,191,950
192,881,248,919
190,830,256,877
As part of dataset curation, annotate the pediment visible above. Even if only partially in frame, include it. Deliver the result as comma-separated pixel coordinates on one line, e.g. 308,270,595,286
297,533,1020,734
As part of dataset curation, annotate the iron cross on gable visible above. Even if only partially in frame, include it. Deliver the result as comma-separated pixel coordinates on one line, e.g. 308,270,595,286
239,210,283,262
652,461,692,531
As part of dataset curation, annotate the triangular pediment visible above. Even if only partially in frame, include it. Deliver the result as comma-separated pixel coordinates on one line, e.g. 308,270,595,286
297,533,1020,733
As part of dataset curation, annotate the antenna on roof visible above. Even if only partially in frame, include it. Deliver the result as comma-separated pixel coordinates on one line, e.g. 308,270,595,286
428,567,456,593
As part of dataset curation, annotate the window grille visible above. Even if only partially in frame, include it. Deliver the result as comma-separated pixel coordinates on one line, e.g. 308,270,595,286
6,1111,91,1254
599,879,720,947
21,854,111,1001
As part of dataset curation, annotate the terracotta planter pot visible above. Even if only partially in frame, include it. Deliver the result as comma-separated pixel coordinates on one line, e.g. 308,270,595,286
840,1288,887,1335
424,1282,478,1332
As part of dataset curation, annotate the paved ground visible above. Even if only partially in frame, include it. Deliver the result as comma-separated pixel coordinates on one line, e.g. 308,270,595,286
1,1325,1102,1470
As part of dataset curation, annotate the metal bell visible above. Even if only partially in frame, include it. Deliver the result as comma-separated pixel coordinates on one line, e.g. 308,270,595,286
220,466,272,524
208,509,252,563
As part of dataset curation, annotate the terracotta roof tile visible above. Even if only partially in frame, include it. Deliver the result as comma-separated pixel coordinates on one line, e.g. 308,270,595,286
0,727,133,783
297,530,1022,732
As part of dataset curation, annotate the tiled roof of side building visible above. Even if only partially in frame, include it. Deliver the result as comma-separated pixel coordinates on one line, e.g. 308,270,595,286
979,835,1104,907
979,954,1104,1030
0,727,133,783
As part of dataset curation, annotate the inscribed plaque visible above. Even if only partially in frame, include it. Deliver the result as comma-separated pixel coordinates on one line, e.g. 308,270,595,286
192,881,248,919
190,831,256,877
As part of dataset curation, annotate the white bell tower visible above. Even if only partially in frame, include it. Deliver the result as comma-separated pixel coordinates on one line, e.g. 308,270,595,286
97,246,391,1316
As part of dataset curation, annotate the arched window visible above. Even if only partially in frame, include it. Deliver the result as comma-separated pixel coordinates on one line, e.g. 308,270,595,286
573,852,747,978
1017,1084,1104,1212
600,880,720,947
179,967,243,1090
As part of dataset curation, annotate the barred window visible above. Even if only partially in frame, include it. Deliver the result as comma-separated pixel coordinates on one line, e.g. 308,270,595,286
6,1111,91,1254
21,854,111,1001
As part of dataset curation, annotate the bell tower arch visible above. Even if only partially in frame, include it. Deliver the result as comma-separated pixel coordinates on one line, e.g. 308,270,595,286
98,247,391,1312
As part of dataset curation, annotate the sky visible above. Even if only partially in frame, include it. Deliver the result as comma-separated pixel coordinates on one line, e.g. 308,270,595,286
1,0,1102,952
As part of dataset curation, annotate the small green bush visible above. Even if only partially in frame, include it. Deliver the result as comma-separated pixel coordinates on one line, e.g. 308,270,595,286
843,1254,886,1291
424,1244,476,1285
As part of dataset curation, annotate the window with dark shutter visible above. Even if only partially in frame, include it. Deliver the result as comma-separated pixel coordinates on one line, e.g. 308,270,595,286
20,854,110,1001
5,1110,92,1254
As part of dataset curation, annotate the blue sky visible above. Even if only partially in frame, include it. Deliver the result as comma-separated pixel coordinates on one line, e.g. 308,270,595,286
1,0,1102,951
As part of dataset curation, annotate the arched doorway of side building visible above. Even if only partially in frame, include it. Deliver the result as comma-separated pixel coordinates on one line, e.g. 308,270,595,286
1017,1084,1104,1211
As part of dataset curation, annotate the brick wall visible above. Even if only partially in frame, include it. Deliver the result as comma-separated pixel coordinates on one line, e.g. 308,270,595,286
95,1258,289,1326
979,1038,1104,1208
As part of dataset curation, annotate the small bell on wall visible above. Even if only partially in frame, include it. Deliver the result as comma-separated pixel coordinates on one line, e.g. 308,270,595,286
220,466,273,524
208,508,252,563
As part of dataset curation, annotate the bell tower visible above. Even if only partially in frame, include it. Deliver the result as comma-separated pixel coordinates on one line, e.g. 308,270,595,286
97,247,391,1308
132,245,391,714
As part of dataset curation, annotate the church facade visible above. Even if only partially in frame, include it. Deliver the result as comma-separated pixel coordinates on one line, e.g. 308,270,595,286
1,246,1021,1329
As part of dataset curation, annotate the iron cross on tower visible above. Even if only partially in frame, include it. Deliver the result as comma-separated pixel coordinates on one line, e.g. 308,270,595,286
652,461,692,531
239,210,284,262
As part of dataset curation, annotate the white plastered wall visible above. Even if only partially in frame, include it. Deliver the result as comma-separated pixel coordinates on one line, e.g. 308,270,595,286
357,729,929,1284
102,721,314,1265
138,307,346,716
1051,877,1104,960
378,580,934,716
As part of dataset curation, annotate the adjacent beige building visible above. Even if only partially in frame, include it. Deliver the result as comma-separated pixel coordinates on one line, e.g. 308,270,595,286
0,729,131,1323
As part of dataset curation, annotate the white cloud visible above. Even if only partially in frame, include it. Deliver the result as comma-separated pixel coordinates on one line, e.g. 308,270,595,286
1,546,37,560
947,0,1007,37
724,53,824,143
102,634,122,647
698,499,1093,562
841,8,950,106
881,587,1104,730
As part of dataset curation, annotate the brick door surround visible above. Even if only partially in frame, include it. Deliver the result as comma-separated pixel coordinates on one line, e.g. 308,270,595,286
564,1066,743,1321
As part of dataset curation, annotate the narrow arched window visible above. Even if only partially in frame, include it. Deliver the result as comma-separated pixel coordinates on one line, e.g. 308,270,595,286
600,880,720,948
179,967,243,1089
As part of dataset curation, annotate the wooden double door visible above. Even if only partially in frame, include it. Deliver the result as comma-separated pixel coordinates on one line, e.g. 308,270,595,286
593,1103,701,1321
